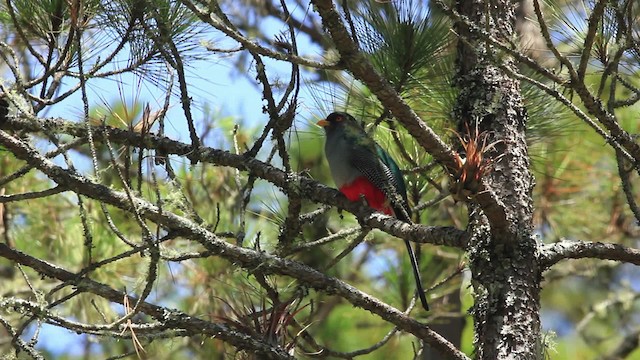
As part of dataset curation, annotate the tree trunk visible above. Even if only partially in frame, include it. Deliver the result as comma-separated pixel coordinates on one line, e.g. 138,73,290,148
454,0,541,358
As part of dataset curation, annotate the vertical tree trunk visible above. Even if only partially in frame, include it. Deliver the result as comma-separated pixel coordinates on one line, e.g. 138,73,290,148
454,0,541,358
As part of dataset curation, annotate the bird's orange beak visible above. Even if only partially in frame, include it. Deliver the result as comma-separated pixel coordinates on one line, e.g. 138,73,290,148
317,119,329,127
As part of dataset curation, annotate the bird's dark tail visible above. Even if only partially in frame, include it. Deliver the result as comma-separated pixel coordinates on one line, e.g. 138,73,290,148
404,239,429,311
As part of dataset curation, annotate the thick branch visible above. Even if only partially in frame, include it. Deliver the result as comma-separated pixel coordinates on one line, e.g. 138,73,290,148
0,115,468,249
0,129,469,359
179,0,341,70
539,240,640,269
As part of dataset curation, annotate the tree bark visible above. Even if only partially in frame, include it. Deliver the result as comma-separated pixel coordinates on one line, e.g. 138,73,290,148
454,0,541,358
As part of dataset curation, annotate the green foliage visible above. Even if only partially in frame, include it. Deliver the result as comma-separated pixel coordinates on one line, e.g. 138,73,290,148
359,0,452,93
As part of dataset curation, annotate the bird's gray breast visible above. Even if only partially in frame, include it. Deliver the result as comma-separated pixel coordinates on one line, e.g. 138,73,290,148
324,132,361,188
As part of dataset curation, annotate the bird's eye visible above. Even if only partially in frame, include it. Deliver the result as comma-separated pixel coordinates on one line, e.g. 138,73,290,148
335,116,344,122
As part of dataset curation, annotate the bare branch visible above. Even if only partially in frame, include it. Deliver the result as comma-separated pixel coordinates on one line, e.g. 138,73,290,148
0,115,468,249
179,0,341,70
613,75,640,108
0,186,66,202
263,0,326,47
616,149,640,224
539,240,640,269
531,0,578,79
578,0,607,82
0,313,44,360
142,8,201,154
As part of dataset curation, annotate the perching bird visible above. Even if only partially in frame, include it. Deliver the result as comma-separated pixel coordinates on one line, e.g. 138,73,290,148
317,111,429,311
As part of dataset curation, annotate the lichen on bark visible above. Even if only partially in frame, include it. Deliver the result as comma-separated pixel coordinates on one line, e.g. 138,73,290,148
453,0,541,358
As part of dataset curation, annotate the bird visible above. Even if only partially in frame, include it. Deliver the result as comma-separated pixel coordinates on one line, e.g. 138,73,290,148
317,111,429,311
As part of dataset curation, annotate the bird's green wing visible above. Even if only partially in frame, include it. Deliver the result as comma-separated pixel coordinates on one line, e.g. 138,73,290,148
342,122,412,219
374,144,412,219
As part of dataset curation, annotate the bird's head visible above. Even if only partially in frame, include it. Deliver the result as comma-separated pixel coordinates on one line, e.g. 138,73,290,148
316,112,358,134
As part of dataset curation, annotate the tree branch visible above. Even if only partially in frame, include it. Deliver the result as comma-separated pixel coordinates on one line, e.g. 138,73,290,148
0,115,468,249
310,0,458,172
539,240,640,269
0,243,295,360
0,185,66,202
0,128,469,359
577,0,607,83
179,0,341,70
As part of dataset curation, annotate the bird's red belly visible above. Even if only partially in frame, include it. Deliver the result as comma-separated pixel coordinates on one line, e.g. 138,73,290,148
339,177,393,215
